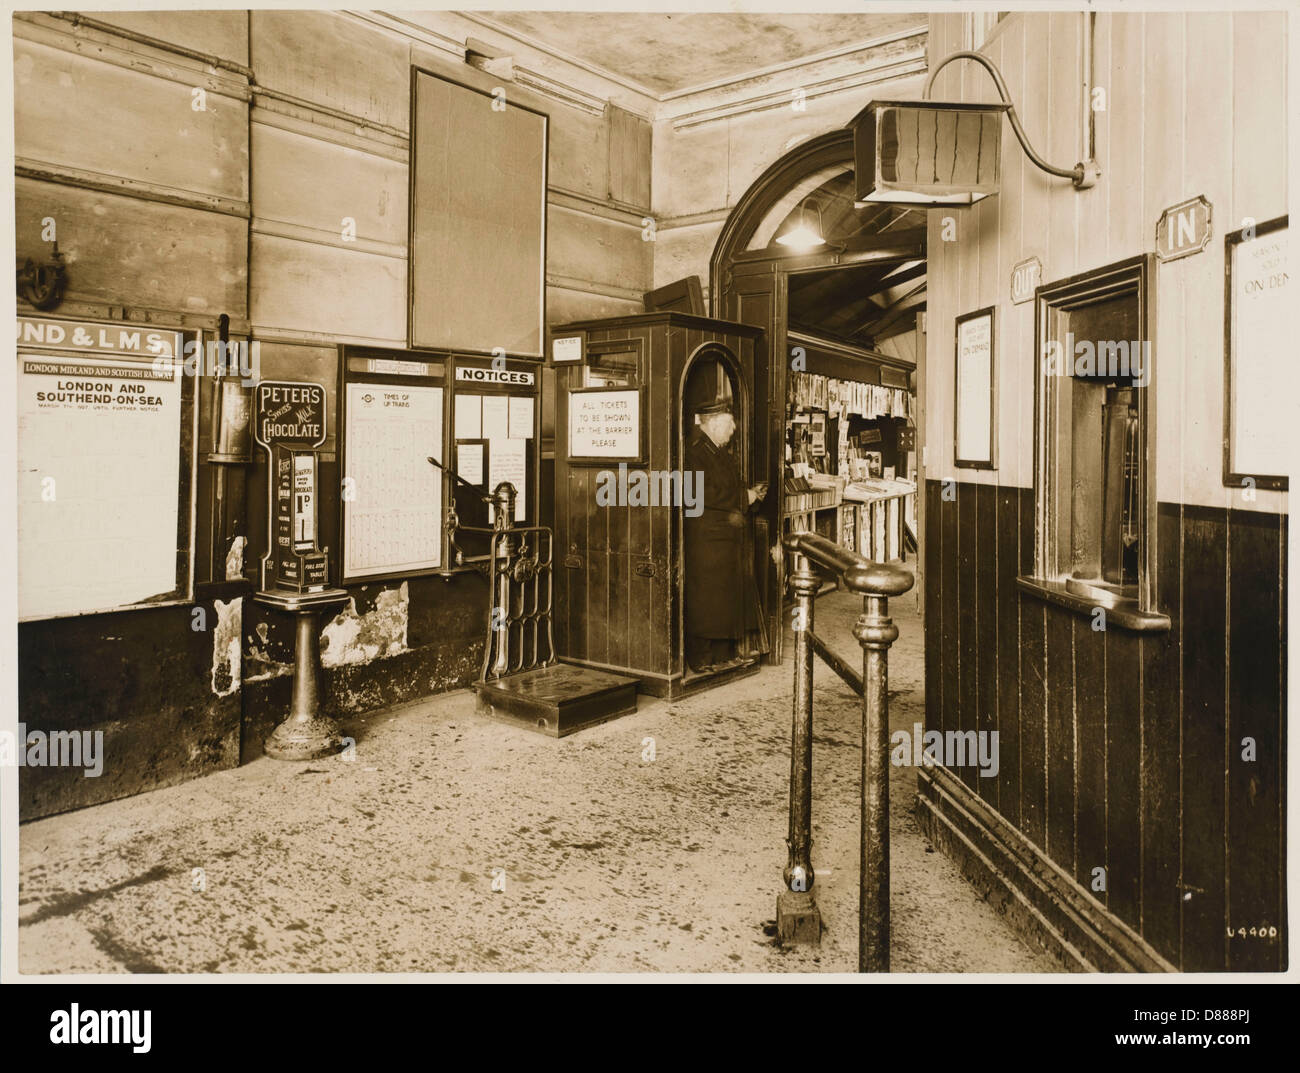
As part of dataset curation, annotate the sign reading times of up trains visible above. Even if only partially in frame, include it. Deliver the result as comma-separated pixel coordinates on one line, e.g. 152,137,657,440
254,380,327,448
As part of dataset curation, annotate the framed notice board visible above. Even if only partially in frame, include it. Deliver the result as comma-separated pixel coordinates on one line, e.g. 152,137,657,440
409,68,548,358
954,306,996,469
1224,215,1289,490
339,354,446,581
16,319,195,620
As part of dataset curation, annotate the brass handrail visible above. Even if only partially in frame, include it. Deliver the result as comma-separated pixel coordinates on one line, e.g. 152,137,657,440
779,529,913,972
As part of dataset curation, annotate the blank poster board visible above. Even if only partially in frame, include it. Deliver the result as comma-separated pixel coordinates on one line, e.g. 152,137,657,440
954,306,995,468
410,69,547,357
343,382,443,579
1225,217,1289,489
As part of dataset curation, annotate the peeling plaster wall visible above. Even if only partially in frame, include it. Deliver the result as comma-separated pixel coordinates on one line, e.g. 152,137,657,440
321,584,409,668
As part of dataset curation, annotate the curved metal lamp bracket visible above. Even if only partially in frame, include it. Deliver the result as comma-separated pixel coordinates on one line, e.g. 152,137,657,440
924,50,1099,190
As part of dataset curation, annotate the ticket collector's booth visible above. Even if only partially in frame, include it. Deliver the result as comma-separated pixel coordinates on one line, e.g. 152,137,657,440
547,312,771,698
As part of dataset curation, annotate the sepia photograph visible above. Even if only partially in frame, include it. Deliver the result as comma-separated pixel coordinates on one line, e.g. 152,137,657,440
1,0,1294,1038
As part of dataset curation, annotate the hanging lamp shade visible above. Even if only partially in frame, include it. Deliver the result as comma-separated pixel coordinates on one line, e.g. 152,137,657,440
774,197,826,250
851,99,1009,207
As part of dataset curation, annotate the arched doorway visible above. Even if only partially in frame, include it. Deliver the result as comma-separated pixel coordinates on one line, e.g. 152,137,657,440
678,342,767,681
712,129,928,662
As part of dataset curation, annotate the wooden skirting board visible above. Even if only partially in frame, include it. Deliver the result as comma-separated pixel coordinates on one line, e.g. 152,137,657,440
915,765,1177,973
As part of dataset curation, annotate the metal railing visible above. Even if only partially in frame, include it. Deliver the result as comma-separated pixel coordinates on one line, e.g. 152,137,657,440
427,457,557,682
780,529,914,972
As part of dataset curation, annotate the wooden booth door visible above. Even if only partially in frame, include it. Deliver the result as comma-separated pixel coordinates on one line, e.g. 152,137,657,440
723,266,785,665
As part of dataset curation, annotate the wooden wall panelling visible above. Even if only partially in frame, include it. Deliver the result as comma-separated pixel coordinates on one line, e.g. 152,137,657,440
939,484,959,763
975,483,998,808
1045,12,1080,286
1103,626,1141,931
1226,508,1284,970
1019,552,1047,849
1140,506,1182,966
956,484,978,791
924,480,944,740
1106,13,1145,258
1073,613,1106,900
1180,503,1227,970
1232,12,1289,226
1044,603,1076,875
995,487,1022,828
608,104,651,210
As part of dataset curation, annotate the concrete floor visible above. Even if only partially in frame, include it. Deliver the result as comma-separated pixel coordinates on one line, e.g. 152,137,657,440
18,592,1059,974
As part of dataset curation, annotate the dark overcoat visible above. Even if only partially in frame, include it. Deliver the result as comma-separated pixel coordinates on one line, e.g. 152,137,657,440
683,427,759,640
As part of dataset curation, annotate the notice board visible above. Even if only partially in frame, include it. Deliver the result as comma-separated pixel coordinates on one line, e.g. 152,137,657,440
342,382,443,579
410,69,547,357
17,340,186,619
567,389,643,463
1225,216,1290,488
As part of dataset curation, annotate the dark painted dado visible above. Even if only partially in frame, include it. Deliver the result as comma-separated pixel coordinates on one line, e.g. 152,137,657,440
922,479,1286,972
18,602,243,820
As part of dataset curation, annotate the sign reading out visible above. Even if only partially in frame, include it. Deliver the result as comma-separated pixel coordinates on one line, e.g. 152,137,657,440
1010,256,1041,304
568,389,640,460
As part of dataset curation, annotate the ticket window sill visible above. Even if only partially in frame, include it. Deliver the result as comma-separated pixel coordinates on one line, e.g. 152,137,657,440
1015,575,1170,632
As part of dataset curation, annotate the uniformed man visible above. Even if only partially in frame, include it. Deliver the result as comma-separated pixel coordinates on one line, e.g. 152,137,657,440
683,396,768,673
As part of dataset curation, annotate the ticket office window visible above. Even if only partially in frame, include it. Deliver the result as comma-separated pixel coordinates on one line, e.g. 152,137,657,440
1030,256,1165,624
583,342,641,388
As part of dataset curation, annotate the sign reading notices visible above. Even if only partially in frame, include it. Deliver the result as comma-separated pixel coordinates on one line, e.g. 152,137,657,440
343,382,444,579
568,389,641,461
18,344,185,619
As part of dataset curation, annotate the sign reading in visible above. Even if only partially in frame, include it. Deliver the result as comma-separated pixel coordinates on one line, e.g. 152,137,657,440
254,380,326,448
1010,256,1042,304
1156,195,1212,262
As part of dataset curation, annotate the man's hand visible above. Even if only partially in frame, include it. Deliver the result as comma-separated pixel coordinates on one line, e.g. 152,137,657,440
747,482,769,505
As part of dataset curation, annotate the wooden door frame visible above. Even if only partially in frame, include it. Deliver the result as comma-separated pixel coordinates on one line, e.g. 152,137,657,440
711,128,928,658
